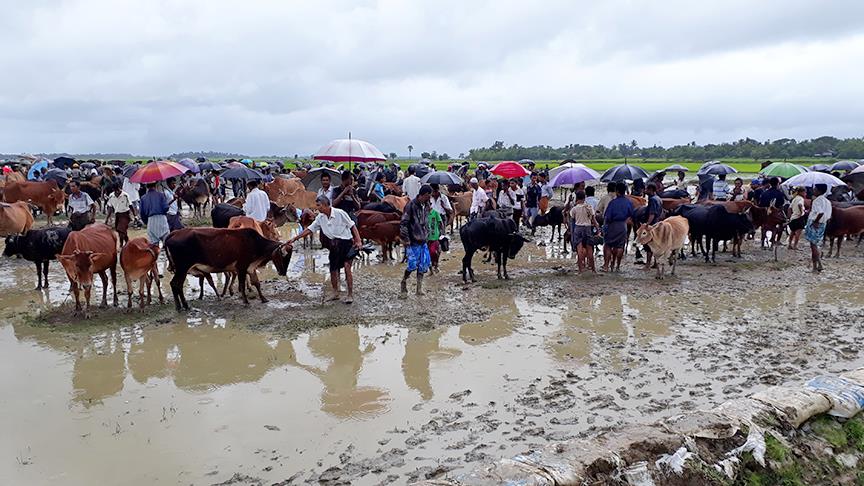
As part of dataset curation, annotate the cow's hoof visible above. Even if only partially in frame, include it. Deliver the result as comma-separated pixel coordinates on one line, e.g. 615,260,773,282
260,297,269,303
504,275,510,280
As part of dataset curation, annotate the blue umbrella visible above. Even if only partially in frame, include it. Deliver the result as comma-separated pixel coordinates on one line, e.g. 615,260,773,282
199,161,222,171
27,160,49,180
830,160,860,172
809,163,831,173
549,166,600,188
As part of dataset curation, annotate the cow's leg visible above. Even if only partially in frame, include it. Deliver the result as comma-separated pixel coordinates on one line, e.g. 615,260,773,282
835,237,842,258
711,238,718,263
34,261,43,290
97,271,109,308
70,281,81,314
42,261,50,288
462,249,476,283
237,270,250,305
249,270,267,303
151,265,164,304
110,261,118,306
125,272,134,308
138,275,147,309
170,269,189,311
503,252,511,280
495,251,503,279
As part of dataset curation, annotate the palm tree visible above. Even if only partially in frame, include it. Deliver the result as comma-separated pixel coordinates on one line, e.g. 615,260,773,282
407,145,413,159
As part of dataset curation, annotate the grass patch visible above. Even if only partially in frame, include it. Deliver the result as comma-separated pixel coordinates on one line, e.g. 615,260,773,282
810,416,848,450
765,434,789,463
844,415,864,452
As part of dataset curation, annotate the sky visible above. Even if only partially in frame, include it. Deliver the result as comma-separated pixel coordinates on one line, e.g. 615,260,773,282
1,0,863,157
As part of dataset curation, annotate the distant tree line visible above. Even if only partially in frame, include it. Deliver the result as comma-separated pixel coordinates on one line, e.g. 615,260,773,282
467,136,864,161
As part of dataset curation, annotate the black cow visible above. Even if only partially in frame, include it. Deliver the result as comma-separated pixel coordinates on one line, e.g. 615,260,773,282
460,217,528,283
211,203,245,228
165,227,292,310
361,202,399,213
674,204,753,262
530,206,565,242
4,226,73,289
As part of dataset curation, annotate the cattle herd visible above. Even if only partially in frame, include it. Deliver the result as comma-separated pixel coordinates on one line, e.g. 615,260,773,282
2,160,864,319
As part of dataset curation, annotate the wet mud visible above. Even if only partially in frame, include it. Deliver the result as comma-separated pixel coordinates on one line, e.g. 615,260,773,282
2,221,864,485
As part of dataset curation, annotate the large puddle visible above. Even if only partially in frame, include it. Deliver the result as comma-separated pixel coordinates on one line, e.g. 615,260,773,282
3,223,864,485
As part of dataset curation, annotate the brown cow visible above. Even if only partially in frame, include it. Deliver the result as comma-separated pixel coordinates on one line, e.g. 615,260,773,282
299,209,317,248
57,223,118,318
450,192,472,231
228,215,280,241
636,216,689,279
177,178,211,217
750,206,787,248
382,182,403,196
700,199,754,214
358,220,400,261
3,180,66,225
263,178,317,209
827,206,864,257
0,201,34,236
119,237,164,309
383,195,409,213
165,227,292,310
661,197,690,212
626,194,647,208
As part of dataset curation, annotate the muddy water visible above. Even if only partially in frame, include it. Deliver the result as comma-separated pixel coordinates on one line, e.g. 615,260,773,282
3,224,864,485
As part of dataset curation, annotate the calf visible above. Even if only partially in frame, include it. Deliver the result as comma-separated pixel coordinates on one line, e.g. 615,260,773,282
299,208,317,248
460,217,528,283
450,192,472,232
530,205,564,242
3,226,72,289
361,202,399,213
358,220,401,261
827,206,864,257
0,201,34,236
57,223,118,318
635,216,689,279
165,227,292,310
383,195,409,213
228,215,280,241
120,237,164,309
750,206,788,249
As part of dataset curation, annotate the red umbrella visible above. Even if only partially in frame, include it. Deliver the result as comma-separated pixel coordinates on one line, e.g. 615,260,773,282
129,160,188,184
490,161,529,179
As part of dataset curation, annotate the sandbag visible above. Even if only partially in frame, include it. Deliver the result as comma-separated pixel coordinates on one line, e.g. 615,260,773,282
841,368,864,388
806,376,864,418
751,386,831,427
712,397,775,427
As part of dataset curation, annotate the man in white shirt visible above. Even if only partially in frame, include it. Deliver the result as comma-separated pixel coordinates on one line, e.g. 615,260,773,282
67,180,95,230
469,177,488,217
430,183,452,221
243,180,270,222
288,195,362,304
805,183,832,273
402,166,421,200
316,173,332,201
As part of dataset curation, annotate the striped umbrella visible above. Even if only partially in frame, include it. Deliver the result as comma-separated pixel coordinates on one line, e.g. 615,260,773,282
129,160,189,184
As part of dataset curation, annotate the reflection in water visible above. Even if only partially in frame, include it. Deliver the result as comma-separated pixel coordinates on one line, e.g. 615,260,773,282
72,335,126,405
299,326,389,418
402,328,461,400
459,293,518,346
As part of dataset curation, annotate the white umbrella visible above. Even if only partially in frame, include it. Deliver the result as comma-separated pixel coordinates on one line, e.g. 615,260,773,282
781,171,846,189
313,138,386,163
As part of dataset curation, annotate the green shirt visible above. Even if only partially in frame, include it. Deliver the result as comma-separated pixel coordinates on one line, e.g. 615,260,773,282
428,210,443,241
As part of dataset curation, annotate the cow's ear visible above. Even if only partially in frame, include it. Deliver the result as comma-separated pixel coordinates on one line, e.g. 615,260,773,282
57,255,77,274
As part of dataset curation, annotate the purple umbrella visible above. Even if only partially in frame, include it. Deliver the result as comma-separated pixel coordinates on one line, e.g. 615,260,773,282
177,158,200,174
549,166,601,188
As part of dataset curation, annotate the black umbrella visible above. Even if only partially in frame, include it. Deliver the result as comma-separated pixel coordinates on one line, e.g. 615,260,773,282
199,161,222,171
420,171,463,185
600,164,649,182
122,164,139,178
409,163,433,178
44,168,69,186
830,160,860,172
80,162,97,170
697,163,737,176
302,167,342,191
221,166,264,180
53,156,76,170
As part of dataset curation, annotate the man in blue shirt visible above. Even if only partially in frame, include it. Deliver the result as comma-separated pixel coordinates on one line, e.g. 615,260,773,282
139,183,170,244
602,182,634,272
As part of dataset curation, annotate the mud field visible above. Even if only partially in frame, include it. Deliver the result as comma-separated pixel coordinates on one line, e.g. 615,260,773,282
2,221,864,485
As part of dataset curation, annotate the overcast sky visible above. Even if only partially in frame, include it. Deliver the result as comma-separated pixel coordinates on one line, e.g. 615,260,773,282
1,0,863,156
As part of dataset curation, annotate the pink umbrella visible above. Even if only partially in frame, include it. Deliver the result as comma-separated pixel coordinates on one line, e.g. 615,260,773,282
129,160,188,184
313,138,386,163
490,161,529,179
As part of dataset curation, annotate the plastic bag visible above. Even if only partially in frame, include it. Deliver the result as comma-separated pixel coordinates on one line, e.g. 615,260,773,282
655,446,694,475
727,424,766,466
620,461,656,486
751,386,831,427
806,376,864,418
